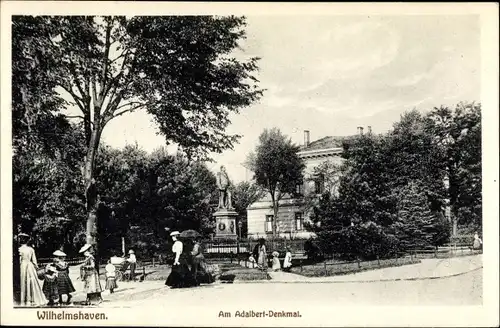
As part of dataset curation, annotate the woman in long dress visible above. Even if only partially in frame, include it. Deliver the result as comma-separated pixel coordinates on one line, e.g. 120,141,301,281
190,237,215,285
257,238,268,271
165,231,196,288
79,246,103,305
18,233,47,307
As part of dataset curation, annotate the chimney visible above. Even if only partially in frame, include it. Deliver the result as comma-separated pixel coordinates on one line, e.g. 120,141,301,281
367,126,372,134
304,130,310,147
357,126,364,135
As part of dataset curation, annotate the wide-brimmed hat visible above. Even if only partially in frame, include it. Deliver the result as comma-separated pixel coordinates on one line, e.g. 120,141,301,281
18,233,29,238
79,244,92,253
53,250,66,257
170,231,180,237
128,250,134,254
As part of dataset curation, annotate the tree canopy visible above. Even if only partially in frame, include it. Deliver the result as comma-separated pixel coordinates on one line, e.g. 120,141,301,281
247,128,305,237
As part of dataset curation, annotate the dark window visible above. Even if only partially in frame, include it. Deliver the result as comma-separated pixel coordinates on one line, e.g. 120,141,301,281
295,212,303,231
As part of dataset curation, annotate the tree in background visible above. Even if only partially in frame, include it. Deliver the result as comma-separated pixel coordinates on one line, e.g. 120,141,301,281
425,102,482,234
12,16,263,252
232,181,266,238
247,128,305,239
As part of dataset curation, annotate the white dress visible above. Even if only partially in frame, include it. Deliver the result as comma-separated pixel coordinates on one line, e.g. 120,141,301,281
283,252,292,269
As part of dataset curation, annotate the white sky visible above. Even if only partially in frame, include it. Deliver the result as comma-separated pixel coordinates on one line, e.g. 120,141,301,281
98,15,480,183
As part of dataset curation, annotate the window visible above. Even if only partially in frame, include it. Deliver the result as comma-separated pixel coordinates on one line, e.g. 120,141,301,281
265,215,274,232
314,174,325,194
295,212,304,231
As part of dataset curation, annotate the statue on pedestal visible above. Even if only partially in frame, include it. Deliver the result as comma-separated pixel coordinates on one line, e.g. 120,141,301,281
216,165,233,210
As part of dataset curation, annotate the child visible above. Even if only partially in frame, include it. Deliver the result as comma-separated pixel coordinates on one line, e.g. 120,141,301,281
53,250,75,305
42,264,59,306
283,247,292,272
105,259,118,294
271,251,281,271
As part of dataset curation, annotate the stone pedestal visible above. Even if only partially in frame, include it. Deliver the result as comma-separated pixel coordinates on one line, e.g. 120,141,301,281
213,209,238,240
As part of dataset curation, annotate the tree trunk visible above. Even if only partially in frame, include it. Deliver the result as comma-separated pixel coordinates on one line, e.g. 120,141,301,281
84,127,102,254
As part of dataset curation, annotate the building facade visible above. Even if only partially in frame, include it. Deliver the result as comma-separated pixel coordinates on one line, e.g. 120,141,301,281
246,130,359,240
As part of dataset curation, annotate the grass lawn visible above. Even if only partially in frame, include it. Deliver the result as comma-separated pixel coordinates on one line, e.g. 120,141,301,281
291,256,421,277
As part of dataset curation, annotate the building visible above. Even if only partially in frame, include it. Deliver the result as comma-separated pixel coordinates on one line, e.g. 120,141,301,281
246,128,367,240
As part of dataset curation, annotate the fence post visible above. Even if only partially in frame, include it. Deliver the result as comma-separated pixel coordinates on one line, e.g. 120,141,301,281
357,258,361,269
152,258,155,268
300,259,303,273
324,261,327,276
377,255,380,267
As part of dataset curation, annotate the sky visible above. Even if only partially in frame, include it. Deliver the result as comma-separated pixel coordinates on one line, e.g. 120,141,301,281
99,15,481,183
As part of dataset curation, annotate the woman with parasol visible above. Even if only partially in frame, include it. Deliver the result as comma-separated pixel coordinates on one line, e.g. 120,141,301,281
190,234,215,285
165,231,197,288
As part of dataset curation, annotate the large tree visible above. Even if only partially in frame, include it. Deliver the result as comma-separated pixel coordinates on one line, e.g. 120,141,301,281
247,128,305,239
425,102,482,234
12,16,263,250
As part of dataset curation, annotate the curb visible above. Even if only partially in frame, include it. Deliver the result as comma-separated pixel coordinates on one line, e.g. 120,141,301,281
227,266,483,284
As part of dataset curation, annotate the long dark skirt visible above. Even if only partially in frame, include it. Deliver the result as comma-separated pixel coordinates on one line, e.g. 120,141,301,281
165,260,197,288
192,260,215,285
56,270,76,295
42,276,59,302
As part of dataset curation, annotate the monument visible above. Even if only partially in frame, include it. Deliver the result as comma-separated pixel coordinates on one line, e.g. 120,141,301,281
213,165,238,240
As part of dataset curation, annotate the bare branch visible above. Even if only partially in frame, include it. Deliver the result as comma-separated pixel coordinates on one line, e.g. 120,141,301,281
111,103,145,119
68,60,87,99
60,84,86,113
115,101,144,112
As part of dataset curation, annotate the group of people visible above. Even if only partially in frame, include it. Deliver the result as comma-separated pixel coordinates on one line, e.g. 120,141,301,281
16,232,122,307
165,231,215,288
248,238,293,272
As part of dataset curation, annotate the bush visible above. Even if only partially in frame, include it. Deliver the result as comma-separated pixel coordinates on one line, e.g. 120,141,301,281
304,238,324,262
316,222,402,261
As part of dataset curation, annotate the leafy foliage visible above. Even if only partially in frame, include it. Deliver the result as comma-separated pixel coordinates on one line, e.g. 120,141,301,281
232,181,266,237
247,128,305,237
307,103,479,260
12,15,263,247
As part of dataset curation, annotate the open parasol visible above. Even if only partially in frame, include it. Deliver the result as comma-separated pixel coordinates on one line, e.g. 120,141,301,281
179,229,201,239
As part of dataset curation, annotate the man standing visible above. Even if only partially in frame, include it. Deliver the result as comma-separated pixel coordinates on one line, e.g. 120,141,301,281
127,250,137,281
216,165,233,209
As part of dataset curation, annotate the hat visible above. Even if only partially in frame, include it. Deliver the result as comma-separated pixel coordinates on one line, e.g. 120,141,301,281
79,244,92,253
170,231,180,237
18,233,29,238
53,250,66,257
128,250,134,254
46,264,57,273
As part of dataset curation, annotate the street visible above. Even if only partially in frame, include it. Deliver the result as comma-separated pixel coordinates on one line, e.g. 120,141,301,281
96,267,481,308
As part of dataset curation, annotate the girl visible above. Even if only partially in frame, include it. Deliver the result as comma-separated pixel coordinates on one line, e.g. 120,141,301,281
18,233,47,307
42,264,59,306
271,251,281,271
53,250,75,305
79,244,103,305
105,259,118,294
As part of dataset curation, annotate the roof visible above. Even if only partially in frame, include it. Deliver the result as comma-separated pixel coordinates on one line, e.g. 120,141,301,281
299,136,354,151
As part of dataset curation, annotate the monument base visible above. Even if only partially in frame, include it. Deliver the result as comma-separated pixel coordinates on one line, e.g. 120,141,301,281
213,209,238,240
